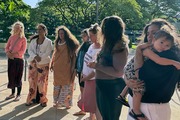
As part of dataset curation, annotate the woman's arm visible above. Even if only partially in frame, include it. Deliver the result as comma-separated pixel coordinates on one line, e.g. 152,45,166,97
5,36,12,53
124,77,144,90
134,45,144,78
50,49,56,71
5,36,15,59
143,48,180,69
88,48,128,78
80,71,95,82
134,43,152,78
11,37,27,57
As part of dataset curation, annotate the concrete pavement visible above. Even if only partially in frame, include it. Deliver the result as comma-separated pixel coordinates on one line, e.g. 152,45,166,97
0,59,129,120
0,50,180,120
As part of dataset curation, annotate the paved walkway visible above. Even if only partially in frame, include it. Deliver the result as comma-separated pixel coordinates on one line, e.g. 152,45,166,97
0,59,129,120
0,50,180,120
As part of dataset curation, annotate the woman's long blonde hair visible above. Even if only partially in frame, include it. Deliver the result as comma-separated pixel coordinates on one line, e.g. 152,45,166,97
89,23,102,46
10,21,25,38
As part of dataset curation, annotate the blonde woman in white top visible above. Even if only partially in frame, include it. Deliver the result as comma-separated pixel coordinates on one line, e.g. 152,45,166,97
26,23,53,107
80,23,102,120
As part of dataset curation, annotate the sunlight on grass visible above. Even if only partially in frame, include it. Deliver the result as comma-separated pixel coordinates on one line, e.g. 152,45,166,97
131,44,137,49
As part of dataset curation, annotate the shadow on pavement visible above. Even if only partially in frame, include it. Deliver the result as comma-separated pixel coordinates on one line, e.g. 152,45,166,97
29,107,70,120
0,103,44,120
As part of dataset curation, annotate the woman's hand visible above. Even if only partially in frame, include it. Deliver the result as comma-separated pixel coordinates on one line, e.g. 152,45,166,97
34,55,41,62
6,51,14,59
11,52,19,56
138,43,151,50
87,61,96,68
125,79,144,89
173,61,180,70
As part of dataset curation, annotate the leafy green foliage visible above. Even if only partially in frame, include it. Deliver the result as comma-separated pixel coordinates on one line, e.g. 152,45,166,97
0,0,30,40
137,0,180,19
0,0,180,42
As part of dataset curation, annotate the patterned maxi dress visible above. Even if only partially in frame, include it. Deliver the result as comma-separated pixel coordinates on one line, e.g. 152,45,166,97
52,43,76,107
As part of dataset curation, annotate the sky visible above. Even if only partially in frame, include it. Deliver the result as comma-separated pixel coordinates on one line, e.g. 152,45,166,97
23,0,39,8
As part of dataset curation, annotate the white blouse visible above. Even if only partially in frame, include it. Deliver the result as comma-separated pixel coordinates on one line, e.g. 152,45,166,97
28,37,53,65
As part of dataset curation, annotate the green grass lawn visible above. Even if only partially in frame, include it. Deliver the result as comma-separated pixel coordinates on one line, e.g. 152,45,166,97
131,44,137,49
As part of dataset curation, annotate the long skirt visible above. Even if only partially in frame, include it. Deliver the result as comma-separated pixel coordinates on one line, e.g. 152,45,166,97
7,58,24,88
26,61,49,104
96,78,126,120
53,84,74,107
78,80,96,113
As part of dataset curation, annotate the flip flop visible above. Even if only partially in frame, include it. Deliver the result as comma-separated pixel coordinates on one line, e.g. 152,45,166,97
25,102,33,106
13,95,21,102
116,95,130,107
129,109,146,120
40,102,47,107
73,111,86,116
5,94,15,100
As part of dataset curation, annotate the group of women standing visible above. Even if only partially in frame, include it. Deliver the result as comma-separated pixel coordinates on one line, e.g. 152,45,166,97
4,15,180,120
5,22,79,109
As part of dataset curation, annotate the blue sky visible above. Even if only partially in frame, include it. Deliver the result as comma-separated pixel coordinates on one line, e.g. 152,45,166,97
23,0,39,8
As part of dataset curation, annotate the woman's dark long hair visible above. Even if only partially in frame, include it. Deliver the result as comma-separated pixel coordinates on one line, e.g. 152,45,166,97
30,23,48,41
141,18,180,58
140,18,176,43
100,15,128,54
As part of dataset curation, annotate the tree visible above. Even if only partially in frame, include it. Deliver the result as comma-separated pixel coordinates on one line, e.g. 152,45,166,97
137,0,180,20
0,0,30,40
32,0,143,37
36,0,97,35
97,0,143,29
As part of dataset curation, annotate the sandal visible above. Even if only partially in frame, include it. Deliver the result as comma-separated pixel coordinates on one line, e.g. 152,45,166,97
73,110,86,116
129,109,146,120
13,95,21,101
25,102,33,106
5,94,15,100
53,103,57,107
41,102,47,107
25,101,34,106
116,95,130,107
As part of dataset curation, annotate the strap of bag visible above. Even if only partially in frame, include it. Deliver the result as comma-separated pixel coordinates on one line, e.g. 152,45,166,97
10,37,20,52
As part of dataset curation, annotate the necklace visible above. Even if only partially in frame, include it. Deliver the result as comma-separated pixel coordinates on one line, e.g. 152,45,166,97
37,38,45,45
58,41,66,45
